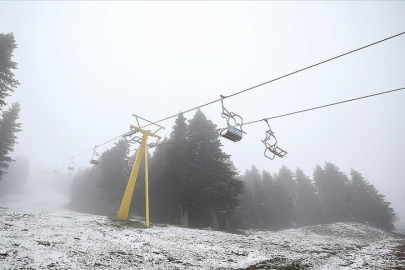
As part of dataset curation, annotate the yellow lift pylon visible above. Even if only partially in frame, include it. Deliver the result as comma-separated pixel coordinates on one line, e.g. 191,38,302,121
116,114,164,227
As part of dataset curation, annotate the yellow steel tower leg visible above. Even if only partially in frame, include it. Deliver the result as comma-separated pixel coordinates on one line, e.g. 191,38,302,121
116,135,147,220
117,114,164,226
144,139,150,228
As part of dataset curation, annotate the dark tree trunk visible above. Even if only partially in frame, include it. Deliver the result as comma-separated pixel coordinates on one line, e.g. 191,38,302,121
180,206,189,227
211,205,219,230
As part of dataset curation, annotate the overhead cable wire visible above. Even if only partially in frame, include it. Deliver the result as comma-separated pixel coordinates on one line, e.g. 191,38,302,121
143,31,405,127
64,86,405,170
225,32,405,99
55,31,405,164
244,87,405,125
55,131,131,165
145,87,405,143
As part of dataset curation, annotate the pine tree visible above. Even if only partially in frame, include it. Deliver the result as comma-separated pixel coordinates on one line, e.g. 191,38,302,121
239,166,268,229
350,169,396,230
165,112,193,226
186,109,243,230
0,33,20,109
69,167,104,214
294,168,322,226
149,137,175,223
234,169,254,229
0,156,29,195
314,162,352,223
0,102,22,180
272,166,296,228
261,170,276,228
98,139,131,215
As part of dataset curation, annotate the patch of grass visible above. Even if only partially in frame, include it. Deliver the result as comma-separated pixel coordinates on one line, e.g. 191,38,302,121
239,258,309,270
36,241,51,246
107,218,147,229
223,228,246,235
390,231,405,239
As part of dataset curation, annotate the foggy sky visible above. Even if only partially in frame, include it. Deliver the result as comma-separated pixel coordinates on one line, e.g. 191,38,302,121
1,2,404,226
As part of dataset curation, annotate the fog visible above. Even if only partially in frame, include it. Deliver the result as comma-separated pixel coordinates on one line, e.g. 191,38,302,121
1,2,404,226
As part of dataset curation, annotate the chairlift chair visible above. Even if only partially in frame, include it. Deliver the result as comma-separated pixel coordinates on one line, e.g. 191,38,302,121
147,138,162,149
90,147,100,165
155,137,169,148
129,135,142,145
262,120,287,160
122,129,138,138
67,158,76,170
219,95,245,142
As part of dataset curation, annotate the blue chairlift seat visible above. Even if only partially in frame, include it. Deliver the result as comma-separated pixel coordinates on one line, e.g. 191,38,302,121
221,125,243,142
220,95,245,142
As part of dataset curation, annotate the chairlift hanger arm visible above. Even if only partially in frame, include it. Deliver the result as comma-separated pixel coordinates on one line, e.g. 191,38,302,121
220,95,244,126
220,95,232,118
263,119,274,134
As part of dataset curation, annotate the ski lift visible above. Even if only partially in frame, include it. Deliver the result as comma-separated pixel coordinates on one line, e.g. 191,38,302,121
122,129,138,138
262,119,287,160
156,137,169,147
129,135,142,145
90,146,100,165
67,157,76,170
123,129,142,145
219,95,245,142
147,138,162,149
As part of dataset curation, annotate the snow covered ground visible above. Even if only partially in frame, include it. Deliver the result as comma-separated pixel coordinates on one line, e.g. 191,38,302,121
1,180,404,269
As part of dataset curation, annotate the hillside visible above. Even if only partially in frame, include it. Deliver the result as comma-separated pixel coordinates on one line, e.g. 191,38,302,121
0,187,404,269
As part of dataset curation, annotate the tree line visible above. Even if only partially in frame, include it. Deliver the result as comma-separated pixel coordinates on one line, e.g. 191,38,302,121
235,164,396,231
69,110,396,231
0,32,23,185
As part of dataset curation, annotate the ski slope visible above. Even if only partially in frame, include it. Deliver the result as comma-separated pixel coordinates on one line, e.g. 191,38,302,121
0,184,404,269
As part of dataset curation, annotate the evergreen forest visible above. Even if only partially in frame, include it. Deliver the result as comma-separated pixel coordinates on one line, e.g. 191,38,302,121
0,32,24,187
69,110,397,231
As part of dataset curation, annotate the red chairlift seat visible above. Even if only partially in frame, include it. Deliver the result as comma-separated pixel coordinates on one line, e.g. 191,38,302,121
264,143,287,159
90,159,99,165
90,147,100,165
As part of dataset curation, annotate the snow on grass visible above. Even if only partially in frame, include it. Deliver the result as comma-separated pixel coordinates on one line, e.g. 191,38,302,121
0,188,404,269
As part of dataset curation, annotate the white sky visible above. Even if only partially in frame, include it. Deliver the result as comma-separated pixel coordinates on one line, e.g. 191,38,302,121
1,1,404,225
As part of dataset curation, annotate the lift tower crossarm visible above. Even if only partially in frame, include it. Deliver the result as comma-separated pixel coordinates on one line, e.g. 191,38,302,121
117,114,164,228
131,114,164,137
